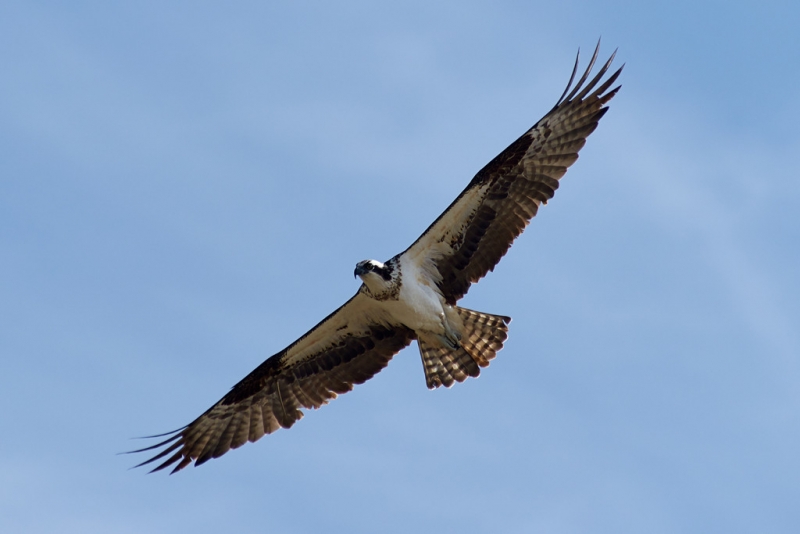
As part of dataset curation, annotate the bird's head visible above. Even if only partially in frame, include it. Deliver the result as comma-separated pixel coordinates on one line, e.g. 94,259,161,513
354,259,395,294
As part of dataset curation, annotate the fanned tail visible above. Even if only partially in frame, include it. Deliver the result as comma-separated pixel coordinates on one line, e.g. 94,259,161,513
418,307,511,389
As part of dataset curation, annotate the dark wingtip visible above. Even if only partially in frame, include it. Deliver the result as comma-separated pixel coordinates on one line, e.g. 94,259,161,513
121,427,185,455
121,426,190,474
130,426,188,440
550,41,622,113
555,46,581,107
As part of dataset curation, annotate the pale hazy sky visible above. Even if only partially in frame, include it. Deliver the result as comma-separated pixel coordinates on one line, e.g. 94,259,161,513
2,1,799,533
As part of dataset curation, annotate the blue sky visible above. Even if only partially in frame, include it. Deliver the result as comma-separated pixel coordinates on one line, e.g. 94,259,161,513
2,1,799,533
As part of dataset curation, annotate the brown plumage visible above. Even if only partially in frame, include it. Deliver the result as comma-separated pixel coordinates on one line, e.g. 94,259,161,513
407,46,621,304
419,307,510,388
129,43,622,474
131,294,415,473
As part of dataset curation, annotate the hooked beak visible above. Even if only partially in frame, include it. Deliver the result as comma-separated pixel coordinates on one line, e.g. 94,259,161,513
354,265,368,278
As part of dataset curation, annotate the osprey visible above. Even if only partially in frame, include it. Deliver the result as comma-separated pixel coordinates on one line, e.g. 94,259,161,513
133,45,622,473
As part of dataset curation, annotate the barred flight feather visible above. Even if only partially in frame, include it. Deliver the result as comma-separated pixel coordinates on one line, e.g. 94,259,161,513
128,42,621,474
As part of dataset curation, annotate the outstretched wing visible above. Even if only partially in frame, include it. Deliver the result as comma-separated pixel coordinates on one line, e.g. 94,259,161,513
130,292,414,474
404,44,622,304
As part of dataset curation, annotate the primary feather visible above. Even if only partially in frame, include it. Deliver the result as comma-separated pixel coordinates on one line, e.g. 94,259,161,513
129,43,622,474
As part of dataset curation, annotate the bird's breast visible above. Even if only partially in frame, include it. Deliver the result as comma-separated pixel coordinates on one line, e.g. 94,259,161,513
384,256,447,334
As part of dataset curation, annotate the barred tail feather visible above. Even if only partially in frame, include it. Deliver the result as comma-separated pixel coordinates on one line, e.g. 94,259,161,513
455,307,511,366
418,340,479,389
418,308,511,389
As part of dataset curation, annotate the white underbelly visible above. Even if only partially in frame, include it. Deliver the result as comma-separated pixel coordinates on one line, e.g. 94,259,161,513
383,259,447,334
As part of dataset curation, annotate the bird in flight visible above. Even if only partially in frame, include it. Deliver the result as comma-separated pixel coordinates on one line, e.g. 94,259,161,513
131,44,622,474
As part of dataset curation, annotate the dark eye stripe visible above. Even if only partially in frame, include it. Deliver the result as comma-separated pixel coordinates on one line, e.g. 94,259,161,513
375,266,392,281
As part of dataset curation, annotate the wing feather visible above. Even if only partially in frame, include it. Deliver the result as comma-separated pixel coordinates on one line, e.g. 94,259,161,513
404,43,622,304
130,292,414,473
248,404,266,442
129,44,621,474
